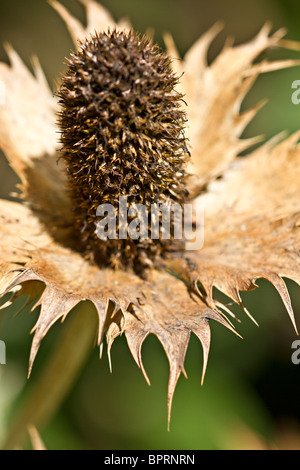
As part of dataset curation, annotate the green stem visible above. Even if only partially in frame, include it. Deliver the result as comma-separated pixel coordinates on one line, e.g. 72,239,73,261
2,301,98,449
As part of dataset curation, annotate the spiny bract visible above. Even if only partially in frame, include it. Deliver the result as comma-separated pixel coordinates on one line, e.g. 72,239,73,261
1,0,300,437
58,30,189,271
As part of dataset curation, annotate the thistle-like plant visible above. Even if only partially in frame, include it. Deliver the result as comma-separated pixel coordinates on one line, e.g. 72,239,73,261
0,0,300,445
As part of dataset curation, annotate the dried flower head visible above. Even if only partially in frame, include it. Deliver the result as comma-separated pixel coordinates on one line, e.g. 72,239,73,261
58,29,188,271
0,0,300,433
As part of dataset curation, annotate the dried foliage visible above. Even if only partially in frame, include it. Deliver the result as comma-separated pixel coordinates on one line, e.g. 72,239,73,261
0,0,300,425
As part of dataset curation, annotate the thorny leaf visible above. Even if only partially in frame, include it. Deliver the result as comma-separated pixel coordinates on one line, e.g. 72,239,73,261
50,0,130,46
0,199,143,374
167,132,300,330
167,213,300,331
164,24,300,198
194,132,300,222
0,44,71,243
0,198,230,423
121,270,237,424
0,0,300,422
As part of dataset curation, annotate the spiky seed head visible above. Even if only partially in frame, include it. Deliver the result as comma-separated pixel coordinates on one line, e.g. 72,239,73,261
58,29,189,272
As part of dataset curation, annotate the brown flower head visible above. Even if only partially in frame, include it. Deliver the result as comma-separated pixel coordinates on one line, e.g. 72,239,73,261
58,29,188,271
0,0,300,428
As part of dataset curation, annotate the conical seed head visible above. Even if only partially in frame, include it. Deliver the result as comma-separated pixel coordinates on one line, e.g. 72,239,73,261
58,29,189,271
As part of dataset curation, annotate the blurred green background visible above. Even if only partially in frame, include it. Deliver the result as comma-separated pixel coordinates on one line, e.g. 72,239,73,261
1,0,300,450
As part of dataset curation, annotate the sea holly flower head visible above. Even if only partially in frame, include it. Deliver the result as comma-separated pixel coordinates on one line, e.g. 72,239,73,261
0,0,300,436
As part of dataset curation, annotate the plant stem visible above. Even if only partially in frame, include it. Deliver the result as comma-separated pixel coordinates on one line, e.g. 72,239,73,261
2,301,98,449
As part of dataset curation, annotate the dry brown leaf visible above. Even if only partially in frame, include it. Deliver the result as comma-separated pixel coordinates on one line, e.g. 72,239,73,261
50,0,130,47
0,45,71,242
0,199,228,401
0,46,57,162
167,213,300,330
121,270,236,424
0,199,143,373
0,200,50,294
165,24,299,198
194,132,300,224
167,133,300,329
0,0,299,422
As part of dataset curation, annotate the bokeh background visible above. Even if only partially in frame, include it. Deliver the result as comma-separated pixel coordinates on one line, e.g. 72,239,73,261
0,0,300,450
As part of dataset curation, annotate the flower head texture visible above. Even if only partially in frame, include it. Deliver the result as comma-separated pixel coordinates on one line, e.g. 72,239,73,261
58,29,188,271
0,0,300,429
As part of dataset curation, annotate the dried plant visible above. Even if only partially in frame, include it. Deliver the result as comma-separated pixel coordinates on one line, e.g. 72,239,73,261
0,0,300,441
